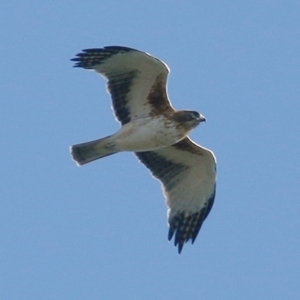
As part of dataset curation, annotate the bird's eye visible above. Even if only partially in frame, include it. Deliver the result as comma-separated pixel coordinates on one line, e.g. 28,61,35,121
187,111,199,121
192,112,200,119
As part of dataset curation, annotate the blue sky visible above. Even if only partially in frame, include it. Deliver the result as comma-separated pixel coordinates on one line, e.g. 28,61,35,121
1,1,300,299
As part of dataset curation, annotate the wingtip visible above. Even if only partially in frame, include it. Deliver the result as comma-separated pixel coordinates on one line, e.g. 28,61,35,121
168,227,184,254
177,244,183,254
168,227,175,241
70,55,83,68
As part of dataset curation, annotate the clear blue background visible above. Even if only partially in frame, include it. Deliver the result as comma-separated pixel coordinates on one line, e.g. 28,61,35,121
1,1,299,299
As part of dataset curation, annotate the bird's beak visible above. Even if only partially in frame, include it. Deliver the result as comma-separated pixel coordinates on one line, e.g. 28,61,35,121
199,114,206,123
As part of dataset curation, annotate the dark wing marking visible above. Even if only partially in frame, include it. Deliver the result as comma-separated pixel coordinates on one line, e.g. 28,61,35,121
147,74,173,116
168,189,215,254
136,150,188,192
71,46,137,69
106,71,137,125
135,137,216,253
71,46,173,125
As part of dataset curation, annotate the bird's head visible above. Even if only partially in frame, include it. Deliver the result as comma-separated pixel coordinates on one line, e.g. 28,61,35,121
186,111,206,126
173,110,206,131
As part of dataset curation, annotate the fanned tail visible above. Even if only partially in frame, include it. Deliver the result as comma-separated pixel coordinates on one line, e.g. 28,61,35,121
70,135,117,165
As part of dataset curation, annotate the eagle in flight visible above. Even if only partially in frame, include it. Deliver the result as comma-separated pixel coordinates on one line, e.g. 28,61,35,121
70,46,217,253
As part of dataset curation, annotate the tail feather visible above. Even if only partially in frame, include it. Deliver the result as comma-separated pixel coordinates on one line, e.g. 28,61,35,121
70,135,117,165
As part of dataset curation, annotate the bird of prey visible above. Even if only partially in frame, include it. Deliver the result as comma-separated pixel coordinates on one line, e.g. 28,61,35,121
70,46,216,253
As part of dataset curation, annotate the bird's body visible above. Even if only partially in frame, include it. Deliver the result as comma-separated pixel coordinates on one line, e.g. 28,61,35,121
114,114,193,150
70,46,217,253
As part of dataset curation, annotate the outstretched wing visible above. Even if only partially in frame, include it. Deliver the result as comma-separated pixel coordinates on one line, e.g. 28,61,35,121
71,46,174,125
135,137,216,253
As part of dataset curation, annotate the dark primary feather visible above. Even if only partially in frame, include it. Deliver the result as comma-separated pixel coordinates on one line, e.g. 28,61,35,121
71,46,137,69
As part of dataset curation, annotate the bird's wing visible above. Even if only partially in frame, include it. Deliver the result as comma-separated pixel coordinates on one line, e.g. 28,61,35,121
71,46,174,125
135,137,216,253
